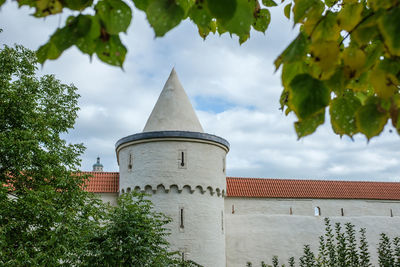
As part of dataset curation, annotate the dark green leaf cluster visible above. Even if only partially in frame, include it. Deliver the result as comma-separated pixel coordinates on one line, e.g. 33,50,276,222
277,0,400,140
377,233,400,267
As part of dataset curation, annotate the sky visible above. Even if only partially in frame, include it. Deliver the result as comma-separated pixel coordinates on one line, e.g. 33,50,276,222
1,2,400,181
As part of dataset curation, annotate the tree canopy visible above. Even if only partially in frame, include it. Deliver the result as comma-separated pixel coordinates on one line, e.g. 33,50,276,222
1,0,399,140
0,44,104,265
0,45,195,266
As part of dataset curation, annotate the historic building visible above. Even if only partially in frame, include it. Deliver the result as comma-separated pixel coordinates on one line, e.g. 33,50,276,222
85,69,400,267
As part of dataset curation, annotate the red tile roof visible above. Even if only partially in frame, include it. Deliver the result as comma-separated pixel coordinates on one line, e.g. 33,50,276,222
84,172,400,200
83,172,119,193
226,177,400,200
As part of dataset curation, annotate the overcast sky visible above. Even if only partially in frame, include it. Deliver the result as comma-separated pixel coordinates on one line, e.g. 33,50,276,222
1,3,400,181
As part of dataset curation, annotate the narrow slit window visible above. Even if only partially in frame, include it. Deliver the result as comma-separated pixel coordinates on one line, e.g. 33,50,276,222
181,151,185,167
181,252,185,261
178,150,187,169
314,206,321,216
341,208,344,216
180,208,184,228
128,153,133,170
290,207,293,215
232,204,235,214
391,209,393,217
223,157,226,174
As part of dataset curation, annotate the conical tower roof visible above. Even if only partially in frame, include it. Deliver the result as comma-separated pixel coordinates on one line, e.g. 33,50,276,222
143,68,204,133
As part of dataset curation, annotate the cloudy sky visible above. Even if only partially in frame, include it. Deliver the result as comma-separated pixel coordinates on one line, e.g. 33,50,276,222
1,3,400,181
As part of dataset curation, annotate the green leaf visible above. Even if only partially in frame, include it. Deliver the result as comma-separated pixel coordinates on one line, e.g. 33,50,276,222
95,35,127,67
330,93,361,137
324,0,336,7
274,32,308,70
325,67,347,94
37,15,86,64
64,0,92,10
311,11,340,42
253,9,270,33
220,0,254,36
379,7,400,56
176,0,195,16
189,2,212,29
36,42,61,64
351,13,379,46
0,0,6,7
34,0,63,17
355,97,389,140
262,0,277,7
284,3,291,19
336,2,363,32
146,0,185,37
293,0,320,23
95,0,132,35
281,61,308,89
132,0,148,11
289,74,330,120
206,0,236,21
295,110,325,138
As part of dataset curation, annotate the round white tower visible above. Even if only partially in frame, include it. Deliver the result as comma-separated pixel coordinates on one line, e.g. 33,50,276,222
116,69,229,267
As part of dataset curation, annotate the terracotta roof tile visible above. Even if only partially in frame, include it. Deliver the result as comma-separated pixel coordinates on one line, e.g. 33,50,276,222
226,177,400,200
84,173,400,200
83,172,119,193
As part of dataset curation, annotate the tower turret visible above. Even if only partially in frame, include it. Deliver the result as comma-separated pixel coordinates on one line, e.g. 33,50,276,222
92,156,103,172
116,69,229,266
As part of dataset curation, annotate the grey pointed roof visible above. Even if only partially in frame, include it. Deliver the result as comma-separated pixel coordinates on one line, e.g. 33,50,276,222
143,68,204,133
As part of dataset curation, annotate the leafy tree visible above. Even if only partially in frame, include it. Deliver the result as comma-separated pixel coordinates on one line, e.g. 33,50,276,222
378,233,394,267
359,228,372,267
0,45,198,266
299,245,316,267
1,0,399,140
0,44,106,266
82,191,187,266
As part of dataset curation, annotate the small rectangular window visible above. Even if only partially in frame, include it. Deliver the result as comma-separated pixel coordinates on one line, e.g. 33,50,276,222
232,204,235,214
128,153,133,170
391,209,393,217
178,150,187,169
314,206,321,216
180,208,184,228
290,207,293,215
341,208,344,216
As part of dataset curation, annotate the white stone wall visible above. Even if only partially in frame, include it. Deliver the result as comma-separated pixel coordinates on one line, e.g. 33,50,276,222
95,192,119,206
225,197,400,267
118,139,228,267
118,140,227,192
145,186,226,267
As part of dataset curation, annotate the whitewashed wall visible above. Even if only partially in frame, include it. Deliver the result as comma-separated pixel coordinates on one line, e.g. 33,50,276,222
96,192,119,206
118,139,228,266
225,197,400,267
118,140,227,192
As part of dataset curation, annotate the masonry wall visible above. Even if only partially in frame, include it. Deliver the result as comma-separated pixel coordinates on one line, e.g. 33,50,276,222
118,139,228,266
118,141,227,192
96,192,119,206
225,197,400,267
142,186,226,267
